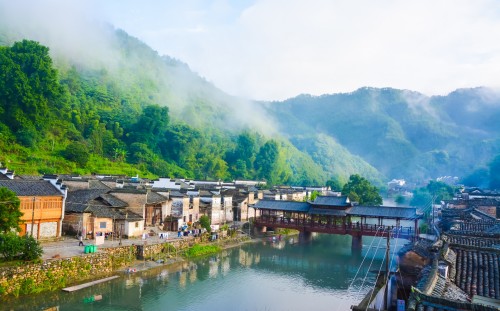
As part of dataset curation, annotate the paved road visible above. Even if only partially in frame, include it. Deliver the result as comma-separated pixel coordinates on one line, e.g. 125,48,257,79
41,232,187,260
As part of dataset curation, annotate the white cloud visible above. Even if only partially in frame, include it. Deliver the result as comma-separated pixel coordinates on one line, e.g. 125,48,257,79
2,0,500,101
134,0,500,100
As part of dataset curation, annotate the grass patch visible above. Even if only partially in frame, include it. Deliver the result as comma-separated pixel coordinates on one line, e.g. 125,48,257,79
183,244,221,258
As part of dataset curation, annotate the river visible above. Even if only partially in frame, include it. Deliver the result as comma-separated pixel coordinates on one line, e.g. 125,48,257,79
4,234,409,311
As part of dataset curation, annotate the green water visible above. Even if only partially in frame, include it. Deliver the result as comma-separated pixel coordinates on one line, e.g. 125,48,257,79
4,234,408,311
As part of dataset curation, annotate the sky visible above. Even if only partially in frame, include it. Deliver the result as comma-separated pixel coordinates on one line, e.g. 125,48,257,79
3,0,500,101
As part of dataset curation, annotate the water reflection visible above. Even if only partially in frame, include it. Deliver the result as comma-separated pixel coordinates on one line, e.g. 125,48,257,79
4,234,409,311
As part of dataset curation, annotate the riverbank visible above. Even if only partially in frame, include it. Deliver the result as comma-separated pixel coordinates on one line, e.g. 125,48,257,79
0,232,253,298
4,233,385,311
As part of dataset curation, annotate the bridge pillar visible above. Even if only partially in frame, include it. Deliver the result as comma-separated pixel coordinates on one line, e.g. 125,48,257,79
351,234,363,250
299,231,312,243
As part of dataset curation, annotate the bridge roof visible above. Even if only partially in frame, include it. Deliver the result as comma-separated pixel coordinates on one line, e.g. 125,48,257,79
309,207,346,216
254,200,310,212
347,205,419,219
310,195,350,207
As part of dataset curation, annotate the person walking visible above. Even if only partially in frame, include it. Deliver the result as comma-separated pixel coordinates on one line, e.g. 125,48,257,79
78,235,84,246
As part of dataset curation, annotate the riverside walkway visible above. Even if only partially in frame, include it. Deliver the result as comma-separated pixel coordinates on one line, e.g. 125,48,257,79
41,231,187,260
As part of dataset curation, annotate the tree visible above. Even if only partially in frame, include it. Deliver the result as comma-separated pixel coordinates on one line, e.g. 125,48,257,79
255,140,280,184
410,188,432,207
0,232,24,261
0,187,22,233
0,40,67,137
426,180,454,202
462,167,489,188
305,190,320,202
22,235,43,260
62,141,90,167
199,215,211,233
326,177,343,191
129,105,169,151
341,174,382,205
0,233,43,261
394,195,406,205
489,155,500,190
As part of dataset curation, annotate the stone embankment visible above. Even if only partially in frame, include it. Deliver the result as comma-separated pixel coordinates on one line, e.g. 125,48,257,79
0,235,249,297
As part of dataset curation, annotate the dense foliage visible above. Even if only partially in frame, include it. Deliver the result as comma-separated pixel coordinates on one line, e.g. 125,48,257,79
0,187,22,233
410,180,454,207
341,174,382,205
0,40,316,185
0,233,43,261
199,215,211,233
268,88,500,184
488,155,500,190
1,28,498,187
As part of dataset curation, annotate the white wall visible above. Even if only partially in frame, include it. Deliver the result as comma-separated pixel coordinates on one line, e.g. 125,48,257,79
125,220,144,237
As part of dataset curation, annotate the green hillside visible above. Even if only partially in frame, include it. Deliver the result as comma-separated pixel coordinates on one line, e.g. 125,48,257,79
266,88,500,182
1,23,498,187
0,31,357,185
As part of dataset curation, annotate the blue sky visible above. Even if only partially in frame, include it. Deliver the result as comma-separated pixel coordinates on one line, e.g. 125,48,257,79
2,0,500,101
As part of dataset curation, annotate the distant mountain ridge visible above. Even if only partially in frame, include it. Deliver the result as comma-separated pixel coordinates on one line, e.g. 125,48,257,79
264,87,500,182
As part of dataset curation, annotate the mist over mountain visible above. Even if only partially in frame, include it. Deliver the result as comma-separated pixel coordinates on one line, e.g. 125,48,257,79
265,87,500,182
0,14,498,186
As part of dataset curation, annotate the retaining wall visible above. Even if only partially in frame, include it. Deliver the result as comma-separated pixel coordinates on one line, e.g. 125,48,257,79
0,238,200,297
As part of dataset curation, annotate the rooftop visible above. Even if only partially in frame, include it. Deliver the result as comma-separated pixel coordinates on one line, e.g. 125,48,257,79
0,180,63,197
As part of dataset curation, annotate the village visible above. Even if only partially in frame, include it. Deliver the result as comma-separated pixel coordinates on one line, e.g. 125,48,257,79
0,166,334,243
0,166,499,310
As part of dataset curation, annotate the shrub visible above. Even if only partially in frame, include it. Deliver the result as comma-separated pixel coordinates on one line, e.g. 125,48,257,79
0,233,24,261
62,141,90,167
199,215,211,233
22,235,43,261
0,233,43,261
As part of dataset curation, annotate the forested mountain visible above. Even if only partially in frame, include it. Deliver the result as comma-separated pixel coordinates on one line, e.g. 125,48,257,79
0,27,380,186
0,24,498,187
264,87,500,182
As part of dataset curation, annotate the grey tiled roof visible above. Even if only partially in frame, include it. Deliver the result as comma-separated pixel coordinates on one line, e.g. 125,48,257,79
169,190,186,198
99,193,128,208
86,205,122,218
254,200,310,212
347,205,419,219
308,207,346,216
65,189,109,212
0,180,63,196
88,180,110,190
85,205,142,220
147,191,168,204
452,247,500,299
311,195,350,207
442,234,500,248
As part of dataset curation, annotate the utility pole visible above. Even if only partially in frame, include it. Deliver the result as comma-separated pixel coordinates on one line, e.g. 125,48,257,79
30,197,36,238
119,223,123,246
384,227,390,310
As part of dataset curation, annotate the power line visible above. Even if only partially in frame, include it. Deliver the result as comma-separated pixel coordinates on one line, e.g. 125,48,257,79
357,231,385,297
366,236,388,311
348,226,383,290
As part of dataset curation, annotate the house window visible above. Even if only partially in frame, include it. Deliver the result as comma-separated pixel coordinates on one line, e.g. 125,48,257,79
99,222,106,229
189,214,192,223
135,222,139,228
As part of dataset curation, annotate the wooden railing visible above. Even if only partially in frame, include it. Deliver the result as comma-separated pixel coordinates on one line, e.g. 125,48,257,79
254,216,415,239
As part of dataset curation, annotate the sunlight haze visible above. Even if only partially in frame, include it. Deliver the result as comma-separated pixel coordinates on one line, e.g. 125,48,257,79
2,0,500,100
